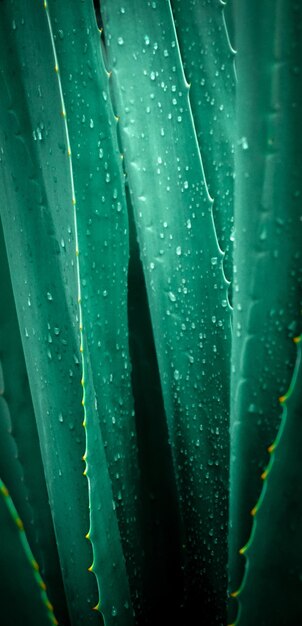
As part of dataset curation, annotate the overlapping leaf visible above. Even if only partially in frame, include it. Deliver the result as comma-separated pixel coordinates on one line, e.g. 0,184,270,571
0,220,68,625
101,1,231,622
229,0,302,621
0,480,58,626
0,2,98,622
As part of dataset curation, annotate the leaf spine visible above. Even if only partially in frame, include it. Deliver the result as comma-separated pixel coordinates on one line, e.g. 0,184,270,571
0,478,57,623
250,506,257,516
43,6,98,618
230,334,302,623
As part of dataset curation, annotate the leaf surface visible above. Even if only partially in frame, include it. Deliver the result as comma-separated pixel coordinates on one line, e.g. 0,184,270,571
0,220,68,626
101,1,231,622
235,338,302,625
229,0,302,619
0,479,58,626
171,0,235,282
0,2,99,622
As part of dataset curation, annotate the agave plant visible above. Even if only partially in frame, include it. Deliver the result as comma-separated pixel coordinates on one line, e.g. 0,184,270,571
0,1,301,625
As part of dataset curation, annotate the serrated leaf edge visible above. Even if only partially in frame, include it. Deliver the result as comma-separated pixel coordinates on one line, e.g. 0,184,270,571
228,334,302,625
42,0,100,617
0,478,58,625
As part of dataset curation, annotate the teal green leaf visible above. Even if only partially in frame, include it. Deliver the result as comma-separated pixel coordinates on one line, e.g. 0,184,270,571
44,1,143,621
229,0,302,619
234,337,302,625
0,479,58,626
0,2,98,623
0,219,68,626
127,186,185,623
46,2,191,621
171,0,236,282
101,1,231,622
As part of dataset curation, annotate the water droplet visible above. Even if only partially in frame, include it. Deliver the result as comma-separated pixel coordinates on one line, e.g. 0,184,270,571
176,246,182,256
168,291,176,302
117,37,124,45
239,136,249,150
173,369,180,381
47,292,53,301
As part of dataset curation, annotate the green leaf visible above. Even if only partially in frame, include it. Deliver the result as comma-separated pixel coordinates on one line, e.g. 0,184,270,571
101,1,231,621
0,479,58,626
127,187,185,623
0,2,98,622
229,0,302,620
171,0,236,282
234,337,302,625
0,219,69,626
44,1,144,621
